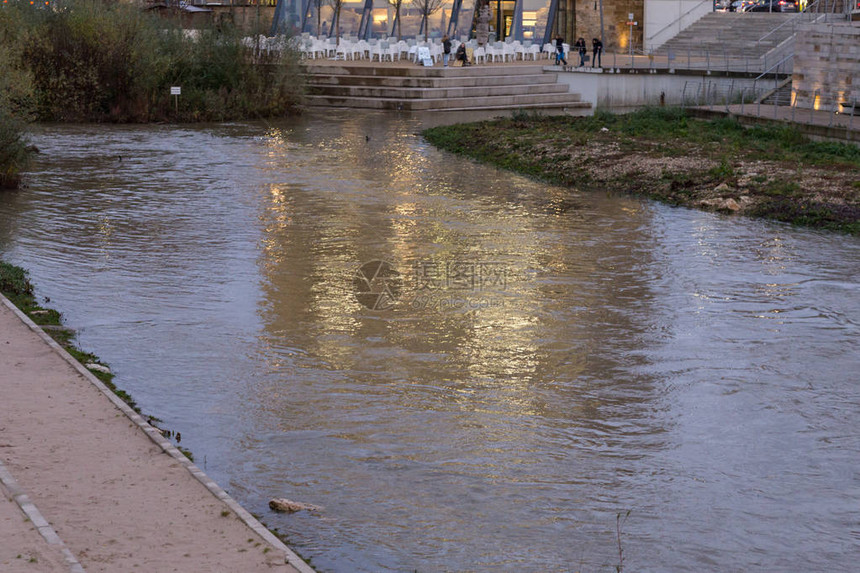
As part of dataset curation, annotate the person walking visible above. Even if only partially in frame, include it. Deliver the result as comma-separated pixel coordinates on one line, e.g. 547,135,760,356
442,35,452,67
555,35,567,66
591,37,602,68
575,37,587,67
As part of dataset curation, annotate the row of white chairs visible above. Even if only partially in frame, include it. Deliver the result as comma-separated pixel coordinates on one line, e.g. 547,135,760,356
298,37,445,63
244,34,568,65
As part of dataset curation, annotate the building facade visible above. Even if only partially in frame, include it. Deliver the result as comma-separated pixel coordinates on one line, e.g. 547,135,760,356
273,0,644,49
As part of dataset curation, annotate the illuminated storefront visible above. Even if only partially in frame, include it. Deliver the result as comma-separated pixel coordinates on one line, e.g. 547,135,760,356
273,0,645,46
270,0,642,50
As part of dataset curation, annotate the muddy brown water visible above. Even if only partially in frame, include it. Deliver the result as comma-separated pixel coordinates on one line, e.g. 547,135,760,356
1,111,858,572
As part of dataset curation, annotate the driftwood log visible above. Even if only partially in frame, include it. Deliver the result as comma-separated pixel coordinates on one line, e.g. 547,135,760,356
268,498,321,513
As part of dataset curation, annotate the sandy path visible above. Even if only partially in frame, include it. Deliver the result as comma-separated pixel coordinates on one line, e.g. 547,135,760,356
0,299,310,573
0,486,69,572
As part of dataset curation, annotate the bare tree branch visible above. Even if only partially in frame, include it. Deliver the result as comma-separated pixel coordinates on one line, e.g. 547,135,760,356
325,0,345,44
412,0,443,41
387,0,408,40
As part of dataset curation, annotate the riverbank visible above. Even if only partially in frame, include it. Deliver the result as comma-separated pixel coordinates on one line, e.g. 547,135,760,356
422,108,860,234
0,263,312,572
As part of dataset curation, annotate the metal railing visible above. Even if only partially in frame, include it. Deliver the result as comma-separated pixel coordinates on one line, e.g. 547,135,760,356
754,52,794,81
608,47,797,75
689,84,859,139
756,0,837,46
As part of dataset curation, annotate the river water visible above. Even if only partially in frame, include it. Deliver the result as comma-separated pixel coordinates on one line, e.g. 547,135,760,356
1,111,858,572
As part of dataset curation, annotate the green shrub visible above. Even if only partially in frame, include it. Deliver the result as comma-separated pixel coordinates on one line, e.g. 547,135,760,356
2,0,303,123
0,107,30,189
0,261,33,298
0,9,34,188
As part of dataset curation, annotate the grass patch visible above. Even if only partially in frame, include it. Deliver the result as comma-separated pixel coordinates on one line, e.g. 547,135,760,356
177,446,195,463
707,157,735,181
762,179,802,198
422,107,859,233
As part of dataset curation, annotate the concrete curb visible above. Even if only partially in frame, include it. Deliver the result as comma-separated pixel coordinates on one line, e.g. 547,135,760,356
0,458,86,573
0,295,315,573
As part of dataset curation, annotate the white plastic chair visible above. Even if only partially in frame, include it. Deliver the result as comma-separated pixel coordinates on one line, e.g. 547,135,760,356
543,43,554,59
355,40,370,60
387,42,400,61
491,42,505,62
396,40,410,60
473,46,486,64
429,42,443,64
335,40,353,60
370,41,387,62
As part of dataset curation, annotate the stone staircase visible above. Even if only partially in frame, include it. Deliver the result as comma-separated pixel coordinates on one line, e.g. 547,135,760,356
655,12,796,60
759,78,793,105
302,63,591,112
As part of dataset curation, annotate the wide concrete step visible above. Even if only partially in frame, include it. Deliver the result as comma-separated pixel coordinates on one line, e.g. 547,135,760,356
305,92,585,111
308,82,572,99
305,73,558,88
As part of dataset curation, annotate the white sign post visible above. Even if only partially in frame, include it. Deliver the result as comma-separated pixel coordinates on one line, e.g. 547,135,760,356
170,86,181,113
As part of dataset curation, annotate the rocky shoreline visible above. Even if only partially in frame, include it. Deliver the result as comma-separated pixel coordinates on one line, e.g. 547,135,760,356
422,108,860,235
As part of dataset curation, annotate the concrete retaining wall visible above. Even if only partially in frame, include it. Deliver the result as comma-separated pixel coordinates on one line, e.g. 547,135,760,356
554,69,762,110
792,22,860,111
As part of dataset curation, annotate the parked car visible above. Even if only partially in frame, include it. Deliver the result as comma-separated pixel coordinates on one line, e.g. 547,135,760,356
731,0,758,11
747,0,798,12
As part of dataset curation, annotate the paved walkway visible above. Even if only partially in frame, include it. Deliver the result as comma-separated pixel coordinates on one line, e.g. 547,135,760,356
0,297,312,573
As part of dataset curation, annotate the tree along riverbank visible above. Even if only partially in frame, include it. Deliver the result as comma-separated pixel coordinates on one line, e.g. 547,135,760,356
423,108,860,235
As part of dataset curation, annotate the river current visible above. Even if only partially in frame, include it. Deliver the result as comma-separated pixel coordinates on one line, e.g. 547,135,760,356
1,111,858,572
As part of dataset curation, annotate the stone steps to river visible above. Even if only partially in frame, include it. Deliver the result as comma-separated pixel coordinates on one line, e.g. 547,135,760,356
302,63,591,112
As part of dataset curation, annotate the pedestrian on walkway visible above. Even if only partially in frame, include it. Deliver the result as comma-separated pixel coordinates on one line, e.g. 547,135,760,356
591,37,602,68
442,35,452,67
555,35,567,66
575,37,587,67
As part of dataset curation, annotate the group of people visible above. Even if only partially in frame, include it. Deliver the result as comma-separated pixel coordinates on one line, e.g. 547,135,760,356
442,35,470,67
438,33,604,68
555,35,602,68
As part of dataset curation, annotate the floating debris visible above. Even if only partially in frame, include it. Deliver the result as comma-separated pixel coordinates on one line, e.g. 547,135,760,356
269,498,321,513
85,363,111,374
